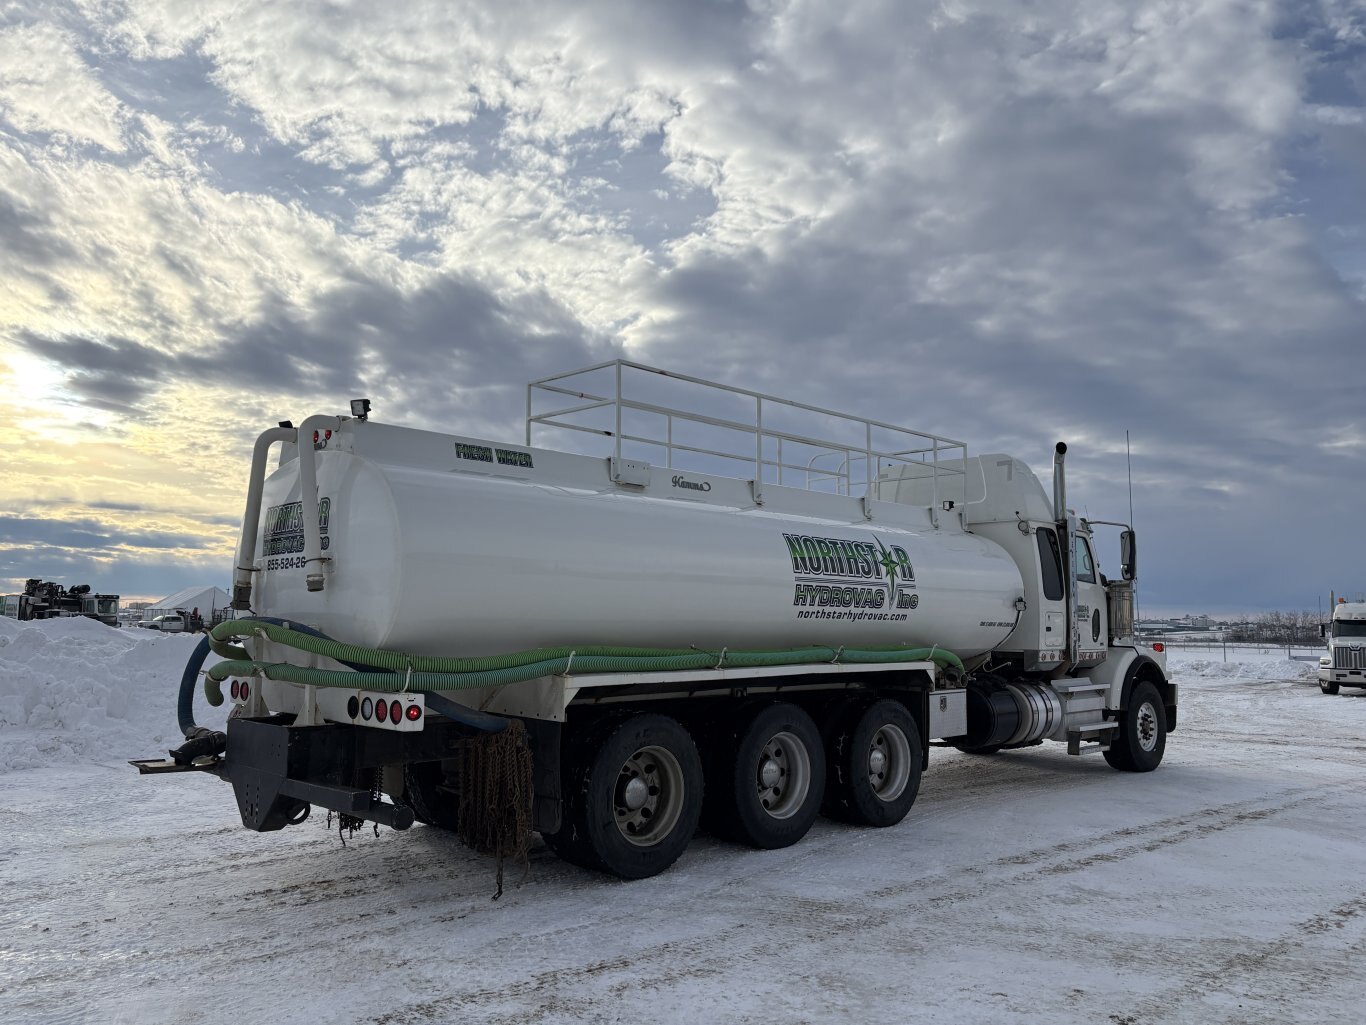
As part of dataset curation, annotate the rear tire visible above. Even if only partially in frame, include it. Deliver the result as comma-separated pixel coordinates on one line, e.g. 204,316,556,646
1320,679,1340,695
1103,679,1167,772
402,760,459,830
544,713,703,879
825,699,922,827
710,702,825,849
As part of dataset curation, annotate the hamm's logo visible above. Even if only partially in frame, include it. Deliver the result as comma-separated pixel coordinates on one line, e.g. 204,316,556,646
783,533,919,613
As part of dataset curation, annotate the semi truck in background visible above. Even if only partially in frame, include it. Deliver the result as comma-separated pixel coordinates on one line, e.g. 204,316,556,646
1319,598,1366,694
135,361,1173,881
2,580,120,626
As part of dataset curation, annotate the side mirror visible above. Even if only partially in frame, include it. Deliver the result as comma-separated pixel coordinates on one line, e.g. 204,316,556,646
1321,623,1327,639
1120,530,1136,581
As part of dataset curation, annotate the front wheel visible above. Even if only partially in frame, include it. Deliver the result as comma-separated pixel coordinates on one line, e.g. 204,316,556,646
545,713,703,879
1320,679,1340,695
1104,680,1167,772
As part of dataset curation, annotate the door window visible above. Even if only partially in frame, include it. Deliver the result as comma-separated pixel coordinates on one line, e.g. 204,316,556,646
1037,528,1064,601
1074,537,1096,584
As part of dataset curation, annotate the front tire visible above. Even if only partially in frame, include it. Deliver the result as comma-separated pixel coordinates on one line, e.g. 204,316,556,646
1320,679,1340,695
545,713,703,879
825,699,922,827
1104,679,1167,772
710,702,825,849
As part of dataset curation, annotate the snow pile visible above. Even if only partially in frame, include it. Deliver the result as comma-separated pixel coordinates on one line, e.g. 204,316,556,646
0,618,224,771
1166,649,1316,684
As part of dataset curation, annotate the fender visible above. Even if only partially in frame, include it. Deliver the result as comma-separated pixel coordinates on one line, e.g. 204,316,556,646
1082,648,1177,731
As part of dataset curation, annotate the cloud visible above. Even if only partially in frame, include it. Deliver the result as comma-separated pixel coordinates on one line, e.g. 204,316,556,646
0,514,209,551
0,21,128,152
0,0,1362,610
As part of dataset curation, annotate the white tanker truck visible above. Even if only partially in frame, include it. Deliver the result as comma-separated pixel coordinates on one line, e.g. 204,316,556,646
134,361,1173,881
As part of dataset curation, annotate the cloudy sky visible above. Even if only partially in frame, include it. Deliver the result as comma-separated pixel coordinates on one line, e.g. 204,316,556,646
1,0,1363,616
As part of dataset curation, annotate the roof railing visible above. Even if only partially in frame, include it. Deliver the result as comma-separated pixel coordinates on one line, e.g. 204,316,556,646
526,360,969,510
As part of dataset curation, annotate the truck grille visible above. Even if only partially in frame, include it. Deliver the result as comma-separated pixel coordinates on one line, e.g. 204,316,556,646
1334,647,1366,670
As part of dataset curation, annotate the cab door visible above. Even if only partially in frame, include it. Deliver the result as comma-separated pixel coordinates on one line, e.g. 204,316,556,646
1073,531,1108,665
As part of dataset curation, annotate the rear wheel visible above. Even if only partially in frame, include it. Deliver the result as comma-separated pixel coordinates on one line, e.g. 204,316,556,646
545,713,703,879
1320,679,1340,695
1104,680,1166,772
825,699,922,827
710,702,825,849
403,760,459,830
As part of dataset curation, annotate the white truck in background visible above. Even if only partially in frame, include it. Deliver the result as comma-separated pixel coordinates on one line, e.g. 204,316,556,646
135,361,1173,881
1319,599,1366,694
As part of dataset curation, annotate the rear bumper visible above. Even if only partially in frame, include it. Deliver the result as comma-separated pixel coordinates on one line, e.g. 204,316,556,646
222,714,472,831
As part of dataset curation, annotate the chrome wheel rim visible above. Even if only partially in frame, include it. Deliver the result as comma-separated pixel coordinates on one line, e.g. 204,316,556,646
755,730,810,819
1135,700,1160,753
614,745,685,847
867,723,913,801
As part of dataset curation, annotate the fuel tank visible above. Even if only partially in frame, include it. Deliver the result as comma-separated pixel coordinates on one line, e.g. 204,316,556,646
251,421,1025,658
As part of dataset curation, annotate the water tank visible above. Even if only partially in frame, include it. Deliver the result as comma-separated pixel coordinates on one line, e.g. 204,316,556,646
252,424,1025,659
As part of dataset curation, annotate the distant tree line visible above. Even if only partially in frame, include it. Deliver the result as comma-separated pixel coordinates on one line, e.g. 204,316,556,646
1225,610,1322,645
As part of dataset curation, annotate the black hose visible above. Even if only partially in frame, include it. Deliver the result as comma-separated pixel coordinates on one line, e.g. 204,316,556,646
177,635,215,737
171,634,226,765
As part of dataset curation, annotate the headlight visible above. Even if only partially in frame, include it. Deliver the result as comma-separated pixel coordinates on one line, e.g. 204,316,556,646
1320,657,1332,668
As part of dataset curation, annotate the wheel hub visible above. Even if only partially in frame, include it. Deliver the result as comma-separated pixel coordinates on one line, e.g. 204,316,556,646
754,731,810,820
865,723,913,801
759,758,782,789
614,745,686,847
621,776,649,811
1136,701,1159,752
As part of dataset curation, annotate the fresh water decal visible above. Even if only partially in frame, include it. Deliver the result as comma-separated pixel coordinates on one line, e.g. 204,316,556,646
262,497,330,571
456,442,534,468
783,533,917,622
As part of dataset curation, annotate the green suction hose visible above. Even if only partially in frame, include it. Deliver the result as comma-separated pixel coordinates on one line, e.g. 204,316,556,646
206,618,963,696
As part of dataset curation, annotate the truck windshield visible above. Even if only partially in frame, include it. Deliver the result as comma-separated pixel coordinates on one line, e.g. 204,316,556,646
1332,621,1366,638
97,598,117,614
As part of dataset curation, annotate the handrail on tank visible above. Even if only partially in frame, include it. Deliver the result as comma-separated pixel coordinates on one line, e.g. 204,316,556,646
526,360,970,508
298,414,343,592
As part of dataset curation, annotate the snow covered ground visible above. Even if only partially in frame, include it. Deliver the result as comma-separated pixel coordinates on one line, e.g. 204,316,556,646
2,621,1365,1025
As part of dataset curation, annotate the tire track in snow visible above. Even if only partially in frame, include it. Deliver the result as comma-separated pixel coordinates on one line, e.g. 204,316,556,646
366,787,1331,1023
1109,893,1366,1025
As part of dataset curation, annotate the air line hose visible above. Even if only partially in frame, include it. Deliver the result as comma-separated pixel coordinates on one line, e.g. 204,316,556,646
205,619,964,695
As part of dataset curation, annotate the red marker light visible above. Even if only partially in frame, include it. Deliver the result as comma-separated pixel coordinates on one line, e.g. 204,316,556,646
389,699,402,723
405,704,421,722
312,431,319,444
375,699,388,722
230,679,240,700
324,430,332,440
1153,642,1165,653
241,681,250,701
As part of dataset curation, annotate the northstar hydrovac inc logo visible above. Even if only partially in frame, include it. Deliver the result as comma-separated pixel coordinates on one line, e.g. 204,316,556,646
783,533,919,620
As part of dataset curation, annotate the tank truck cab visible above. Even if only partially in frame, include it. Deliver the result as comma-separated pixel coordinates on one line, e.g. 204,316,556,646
879,445,1172,765
1319,599,1366,694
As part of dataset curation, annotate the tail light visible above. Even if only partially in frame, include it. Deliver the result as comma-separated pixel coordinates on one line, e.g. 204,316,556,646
1153,642,1165,653
405,704,422,722
240,681,250,701
230,680,240,700
375,699,388,722
389,699,402,723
